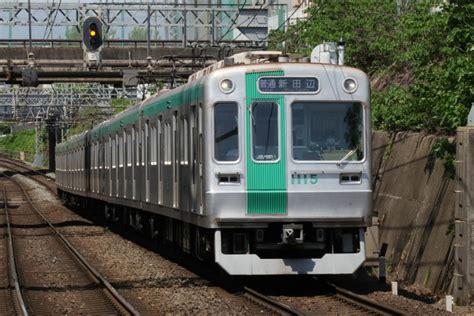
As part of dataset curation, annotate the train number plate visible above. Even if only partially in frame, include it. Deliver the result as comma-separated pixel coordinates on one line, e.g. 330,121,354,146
291,173,318,185
258,77,319,93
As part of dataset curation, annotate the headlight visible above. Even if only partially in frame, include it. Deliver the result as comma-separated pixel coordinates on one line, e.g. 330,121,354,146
219,79,235,93
343,78,358,93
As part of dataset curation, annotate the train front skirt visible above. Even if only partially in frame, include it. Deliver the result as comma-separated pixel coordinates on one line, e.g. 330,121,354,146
214,228,366,275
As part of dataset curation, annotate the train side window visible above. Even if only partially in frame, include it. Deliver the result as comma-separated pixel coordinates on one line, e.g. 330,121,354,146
127,130,132,167
112,135,116,168
119,133,124,168
99,140,103,169
108,136,111,169
180,118,184,165
158,118,163,174
141,126,146,166
251,102,279,161
191,106,196,185
123,130,127,168
90,144,93,170
104,140,108,170
164,123,169,165
183,118,188,165
146,120,150,166
214,102,239,162
134,126,139,167
151,125,157,165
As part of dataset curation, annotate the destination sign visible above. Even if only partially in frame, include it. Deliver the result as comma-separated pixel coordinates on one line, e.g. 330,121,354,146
258,77,319,93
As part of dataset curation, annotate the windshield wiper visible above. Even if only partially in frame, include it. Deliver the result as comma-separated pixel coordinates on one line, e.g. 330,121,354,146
336,149,357,167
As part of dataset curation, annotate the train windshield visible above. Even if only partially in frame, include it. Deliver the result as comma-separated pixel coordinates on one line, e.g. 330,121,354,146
292,102,364,162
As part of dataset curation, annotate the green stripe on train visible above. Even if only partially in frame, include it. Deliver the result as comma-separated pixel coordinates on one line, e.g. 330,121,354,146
245,71,287,215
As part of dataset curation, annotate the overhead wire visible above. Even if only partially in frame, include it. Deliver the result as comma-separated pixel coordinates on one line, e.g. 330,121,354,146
214,0,249,43
45,0,62,40
42,0,55,39
218,0,269,43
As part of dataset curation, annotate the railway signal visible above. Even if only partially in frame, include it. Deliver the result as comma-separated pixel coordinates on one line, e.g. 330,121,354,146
82,16,103,67
83,16,103,51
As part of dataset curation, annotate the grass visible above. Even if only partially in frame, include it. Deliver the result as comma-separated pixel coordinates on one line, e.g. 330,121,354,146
0,128,37,161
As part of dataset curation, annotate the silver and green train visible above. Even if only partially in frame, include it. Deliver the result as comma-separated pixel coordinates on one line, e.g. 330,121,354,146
56,48,372,275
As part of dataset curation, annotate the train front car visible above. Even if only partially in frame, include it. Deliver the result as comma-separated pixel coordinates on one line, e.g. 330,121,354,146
203,54,371,275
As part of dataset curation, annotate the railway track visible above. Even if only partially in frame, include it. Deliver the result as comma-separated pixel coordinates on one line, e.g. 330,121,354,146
0,157,407,315
244,276,406,316
243,286,304,315
0,165,139,315
0,187,28,315
324,281,406,315
0,157,56,193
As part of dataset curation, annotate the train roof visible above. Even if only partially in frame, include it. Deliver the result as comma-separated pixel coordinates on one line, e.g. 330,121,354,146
56,131,87,153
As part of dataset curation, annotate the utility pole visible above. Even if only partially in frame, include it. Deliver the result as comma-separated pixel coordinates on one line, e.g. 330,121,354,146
28,0,33,52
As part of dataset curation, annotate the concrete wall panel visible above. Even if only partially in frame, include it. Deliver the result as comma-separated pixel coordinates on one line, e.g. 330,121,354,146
372,131,455,295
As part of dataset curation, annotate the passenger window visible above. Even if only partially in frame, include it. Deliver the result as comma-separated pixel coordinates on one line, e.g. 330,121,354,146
214,103,239,162
164,123,171,165
119,134,123,167
127,131,132,166
251,102,279,161
112,136,116,168
183,118,188,165
150,125,157,165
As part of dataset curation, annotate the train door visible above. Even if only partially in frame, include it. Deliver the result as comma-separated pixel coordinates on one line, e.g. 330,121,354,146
118,131,124,197
172,112,178,208
92,143,96,193
179,115,190,211
130,125,137,200
103,140,107,195
163,120,172,208
197,104,203,213
158,117,163,204
190,106,197,212
112,133,117,197
245,72,287,215
133,126,139,201
145,120,150,203
149,122,158,204
108,136,112,196
100,138,106,195
125,129,132,198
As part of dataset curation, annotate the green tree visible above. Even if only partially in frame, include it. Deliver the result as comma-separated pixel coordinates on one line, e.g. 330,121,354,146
269,0,400,73
271,0,474,133
128,27,148,40
64,25,81,40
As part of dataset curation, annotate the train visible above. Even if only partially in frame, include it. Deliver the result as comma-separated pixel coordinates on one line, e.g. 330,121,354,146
56,44,372,275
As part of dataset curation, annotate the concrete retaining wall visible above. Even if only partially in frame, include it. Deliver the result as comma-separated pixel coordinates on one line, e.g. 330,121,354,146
372,131,454,295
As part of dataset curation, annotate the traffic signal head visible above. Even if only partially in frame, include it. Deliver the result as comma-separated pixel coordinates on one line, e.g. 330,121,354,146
83,16,103,51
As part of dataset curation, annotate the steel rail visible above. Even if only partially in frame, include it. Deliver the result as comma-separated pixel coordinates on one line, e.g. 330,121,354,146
325,281,406,316
0,158,54,181
2,187,29,316
243,286,304,316
0,158,56,198
0,166,140,316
